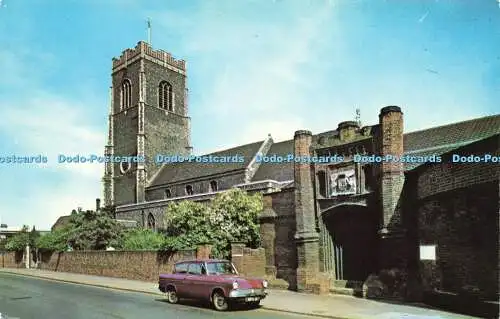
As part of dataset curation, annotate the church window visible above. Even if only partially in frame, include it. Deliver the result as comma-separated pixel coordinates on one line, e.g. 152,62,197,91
164,188,172,198
120,161,131,174
147,213,156,230
185,185,193,196
121,79,132,109
209,180,218,192
317,171,327,197
159,81,174,111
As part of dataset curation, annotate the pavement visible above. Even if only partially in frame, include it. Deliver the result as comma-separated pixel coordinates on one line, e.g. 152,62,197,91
0,268,481,319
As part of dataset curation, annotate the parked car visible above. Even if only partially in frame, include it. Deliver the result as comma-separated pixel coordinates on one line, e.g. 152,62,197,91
158,259,268,311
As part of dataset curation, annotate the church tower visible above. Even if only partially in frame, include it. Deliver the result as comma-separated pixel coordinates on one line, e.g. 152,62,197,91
103,41,192,207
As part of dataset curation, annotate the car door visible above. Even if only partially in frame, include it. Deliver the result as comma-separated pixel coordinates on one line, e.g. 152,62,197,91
172,262,189,298
184,262,203,299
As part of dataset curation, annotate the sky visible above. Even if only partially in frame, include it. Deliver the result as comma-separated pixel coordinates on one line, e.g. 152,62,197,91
0,0,498,230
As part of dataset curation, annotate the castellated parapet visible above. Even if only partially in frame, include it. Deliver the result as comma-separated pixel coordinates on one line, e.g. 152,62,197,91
112,41,186,71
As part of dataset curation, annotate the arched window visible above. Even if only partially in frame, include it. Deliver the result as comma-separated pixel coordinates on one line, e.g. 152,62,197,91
147,213,155,230
185,185,193,196
209,180,218,192
121,79,132,109
159,81,174,111
164,188,172,198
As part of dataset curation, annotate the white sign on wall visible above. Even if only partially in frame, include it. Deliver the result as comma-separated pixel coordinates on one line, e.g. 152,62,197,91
419,245,436,261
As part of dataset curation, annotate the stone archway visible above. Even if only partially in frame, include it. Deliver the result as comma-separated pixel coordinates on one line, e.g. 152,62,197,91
321,204,378,282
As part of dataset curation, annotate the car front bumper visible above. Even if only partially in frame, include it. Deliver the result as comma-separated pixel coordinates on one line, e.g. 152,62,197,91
228,288,267,302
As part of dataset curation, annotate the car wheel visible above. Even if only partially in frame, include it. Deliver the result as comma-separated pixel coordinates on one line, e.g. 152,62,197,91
212,290,229,311
166,288,178,304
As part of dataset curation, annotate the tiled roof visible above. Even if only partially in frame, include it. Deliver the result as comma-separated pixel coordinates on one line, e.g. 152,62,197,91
403,114,500,152
403,114,500,170
148,140,265,187
252,140,295,182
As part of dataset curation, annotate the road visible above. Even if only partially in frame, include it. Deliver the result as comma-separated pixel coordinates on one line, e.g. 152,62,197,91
0,273,316,319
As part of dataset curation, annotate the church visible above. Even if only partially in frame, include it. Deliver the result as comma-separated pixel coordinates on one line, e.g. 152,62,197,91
102,41,499,301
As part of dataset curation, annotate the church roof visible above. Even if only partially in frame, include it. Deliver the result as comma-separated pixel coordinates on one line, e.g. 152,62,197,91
403,114,500,170
147,114,500,187
252,140,294,181
148,140,265,187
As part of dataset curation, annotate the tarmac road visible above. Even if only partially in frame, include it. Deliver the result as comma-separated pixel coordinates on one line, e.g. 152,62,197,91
0,273,316,319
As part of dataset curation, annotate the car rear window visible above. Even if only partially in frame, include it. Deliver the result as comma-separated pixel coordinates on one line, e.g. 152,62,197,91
174,263,188,274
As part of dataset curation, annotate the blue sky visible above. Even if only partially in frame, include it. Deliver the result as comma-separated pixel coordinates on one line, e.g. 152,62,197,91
0,0,498,230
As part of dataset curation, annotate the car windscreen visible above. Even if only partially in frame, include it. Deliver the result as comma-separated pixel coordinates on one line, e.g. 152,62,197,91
206,262,237,275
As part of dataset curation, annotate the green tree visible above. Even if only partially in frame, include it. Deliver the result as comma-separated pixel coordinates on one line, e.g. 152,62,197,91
36,226,72,252
101,205,116,219
5,225,30,251
164,188,262,258
67,209,123,250
30,226,40,248
163,200,212,251
121,228,165,250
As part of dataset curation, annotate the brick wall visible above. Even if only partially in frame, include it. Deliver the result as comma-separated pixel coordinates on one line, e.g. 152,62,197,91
231,243,266,278
1,251,24,268
37,250,196,282
264,189,297,288
409,135,499,300
415,182,498,299
416,135,499,200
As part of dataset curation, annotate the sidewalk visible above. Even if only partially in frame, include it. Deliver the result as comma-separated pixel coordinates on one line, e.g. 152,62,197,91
0,268,480,319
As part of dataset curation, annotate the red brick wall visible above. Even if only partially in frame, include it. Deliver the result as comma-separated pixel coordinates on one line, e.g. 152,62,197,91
231,243,266,278
1,251,24,268
262,189,297,288
412,136,499,300
38,249,196,282
416,135,499,199
416,182,498,299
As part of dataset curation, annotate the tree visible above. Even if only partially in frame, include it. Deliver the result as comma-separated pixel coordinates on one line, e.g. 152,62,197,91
5,225,30,251
66,209,123,250
163,188,262,258
101,205,116,219
36,226,71,252
30,226,40,248
121,228,165,250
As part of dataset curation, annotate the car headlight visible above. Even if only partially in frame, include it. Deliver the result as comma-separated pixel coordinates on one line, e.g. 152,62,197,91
232,281,239,289
262,280,268,288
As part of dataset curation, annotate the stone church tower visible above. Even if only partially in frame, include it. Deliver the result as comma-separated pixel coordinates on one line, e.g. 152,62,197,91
103,41,192,207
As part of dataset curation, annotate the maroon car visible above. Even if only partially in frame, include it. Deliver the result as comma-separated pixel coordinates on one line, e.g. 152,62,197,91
158,259,268,311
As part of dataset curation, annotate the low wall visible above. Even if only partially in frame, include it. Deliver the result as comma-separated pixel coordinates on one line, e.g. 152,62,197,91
1,251,24,268
35,249,196,282
2,243,270,285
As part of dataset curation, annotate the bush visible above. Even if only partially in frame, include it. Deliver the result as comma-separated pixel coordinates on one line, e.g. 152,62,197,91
36,227,71,252
122,228,165,250
4,225,32,251
163,188,262,258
